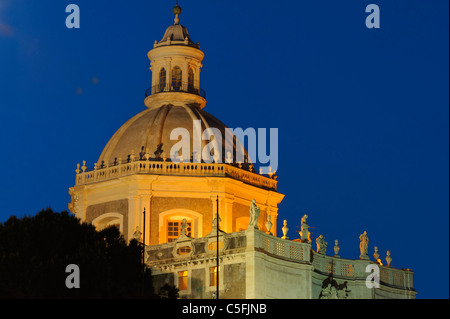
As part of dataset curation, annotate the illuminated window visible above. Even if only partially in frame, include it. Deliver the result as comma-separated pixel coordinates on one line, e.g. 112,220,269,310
159,68,166,91
177,246,192,255
209,266,219,287
167,221,191,242
178,270,188,290
188,68,194,92
172,66,182,90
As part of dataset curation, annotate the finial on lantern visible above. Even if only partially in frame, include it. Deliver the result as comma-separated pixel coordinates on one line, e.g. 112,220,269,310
173,1,182,25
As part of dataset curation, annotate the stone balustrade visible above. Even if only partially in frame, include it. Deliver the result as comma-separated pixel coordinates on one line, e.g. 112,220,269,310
253,229,311,263
251,230,413,291
309,249,414,290
74,160,278,190
143,227,413,292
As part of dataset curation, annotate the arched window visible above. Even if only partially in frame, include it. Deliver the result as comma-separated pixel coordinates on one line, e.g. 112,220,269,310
92,213,123,233
188,68,194,93
159,68,166,92
172,66,182,90
159,209,203,243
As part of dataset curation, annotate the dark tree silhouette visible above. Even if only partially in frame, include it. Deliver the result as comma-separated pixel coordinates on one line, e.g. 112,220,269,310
0,208,177,299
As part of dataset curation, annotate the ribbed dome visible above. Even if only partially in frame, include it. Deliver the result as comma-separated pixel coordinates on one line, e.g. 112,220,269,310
159,24,193,44
98,104,249,166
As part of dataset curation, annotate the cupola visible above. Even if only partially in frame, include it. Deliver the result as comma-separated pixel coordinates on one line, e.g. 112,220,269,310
145,3,206,109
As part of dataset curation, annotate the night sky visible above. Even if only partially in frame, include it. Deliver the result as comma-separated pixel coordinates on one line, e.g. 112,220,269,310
0,0,448,298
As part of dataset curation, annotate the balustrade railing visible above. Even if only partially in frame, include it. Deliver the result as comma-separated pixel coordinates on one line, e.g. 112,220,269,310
75,160,278,190
145,82,206,99
142,228,412,291
252,230,413,290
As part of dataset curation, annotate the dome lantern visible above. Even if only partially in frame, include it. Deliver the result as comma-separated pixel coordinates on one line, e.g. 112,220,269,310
145,3,206,109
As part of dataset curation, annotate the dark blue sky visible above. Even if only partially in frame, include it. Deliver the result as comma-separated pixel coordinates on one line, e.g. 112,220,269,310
0,0,448,298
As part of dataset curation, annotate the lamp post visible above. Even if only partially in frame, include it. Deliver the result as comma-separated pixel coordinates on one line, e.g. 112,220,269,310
142,207,146,297
142,207,146,265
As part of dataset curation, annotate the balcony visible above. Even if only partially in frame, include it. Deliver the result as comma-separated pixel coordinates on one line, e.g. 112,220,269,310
145,82,206,99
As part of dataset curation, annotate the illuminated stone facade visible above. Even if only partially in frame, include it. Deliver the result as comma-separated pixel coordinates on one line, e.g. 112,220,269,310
68,5,416,299
147,227,416,299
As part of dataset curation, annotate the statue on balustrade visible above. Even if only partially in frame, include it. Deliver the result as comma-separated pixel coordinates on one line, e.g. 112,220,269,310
248,199,261,230
300,214,311,243
316,235,328,255
359,230,369,259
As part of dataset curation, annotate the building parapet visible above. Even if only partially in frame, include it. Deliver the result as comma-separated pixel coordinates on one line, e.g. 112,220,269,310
310,250,414,291
145,228,414,292
253,230,414,291
74,160,278,190
145,230,247,270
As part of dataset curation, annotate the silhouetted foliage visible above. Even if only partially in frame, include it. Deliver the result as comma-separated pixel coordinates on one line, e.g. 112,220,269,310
158,283,180,299
0,208,177,298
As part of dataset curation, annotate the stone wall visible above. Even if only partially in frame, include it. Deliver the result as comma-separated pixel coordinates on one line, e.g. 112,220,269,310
85,199,128,239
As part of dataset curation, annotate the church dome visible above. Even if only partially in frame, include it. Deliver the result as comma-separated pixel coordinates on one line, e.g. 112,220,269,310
97,4,248,169
97,104,248,167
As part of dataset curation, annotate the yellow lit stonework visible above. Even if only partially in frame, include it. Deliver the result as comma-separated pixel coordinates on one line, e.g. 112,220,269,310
69,169,283,246
68,3,284,246
68,5,416,299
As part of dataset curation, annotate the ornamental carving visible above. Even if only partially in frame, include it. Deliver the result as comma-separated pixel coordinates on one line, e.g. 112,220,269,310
319,278,350,299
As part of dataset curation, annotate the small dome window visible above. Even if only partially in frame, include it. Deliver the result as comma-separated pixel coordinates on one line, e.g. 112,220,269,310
172,66,182,90
159,68,167,92
188,68,194,92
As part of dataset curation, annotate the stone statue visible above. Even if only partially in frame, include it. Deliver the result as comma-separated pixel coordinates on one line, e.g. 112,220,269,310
265,215,273,235
180,218,188,237
212,212,221,231
320,284,331,299
359,231,369,259
300,214,311,243
154,143,164,159
316,235,328,255
247,199,260,230
301,214,308,225
139,146,146,160
320,284,338,299
320,281,349,299
337,286,349,299
133,226,142,241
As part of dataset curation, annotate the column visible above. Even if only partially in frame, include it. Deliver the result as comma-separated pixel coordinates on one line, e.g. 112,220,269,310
223,196,234,233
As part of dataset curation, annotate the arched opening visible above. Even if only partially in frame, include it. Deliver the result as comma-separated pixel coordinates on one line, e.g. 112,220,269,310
92,213,123,233
172,66,182,90
159,67,167,92
158,209,203,243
